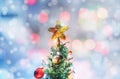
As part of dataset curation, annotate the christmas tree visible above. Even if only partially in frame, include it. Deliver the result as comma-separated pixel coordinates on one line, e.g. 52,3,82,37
34,21,74,79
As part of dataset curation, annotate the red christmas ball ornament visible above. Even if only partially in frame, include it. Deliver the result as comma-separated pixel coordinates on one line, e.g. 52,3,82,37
34,67,44,79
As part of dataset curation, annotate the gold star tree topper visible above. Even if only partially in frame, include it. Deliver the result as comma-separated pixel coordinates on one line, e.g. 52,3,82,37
48,20,69,47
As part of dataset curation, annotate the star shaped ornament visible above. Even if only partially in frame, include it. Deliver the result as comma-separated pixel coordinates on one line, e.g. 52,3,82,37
48,20,69,47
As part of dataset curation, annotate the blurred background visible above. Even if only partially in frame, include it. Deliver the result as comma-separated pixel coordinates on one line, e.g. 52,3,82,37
0,0,120,79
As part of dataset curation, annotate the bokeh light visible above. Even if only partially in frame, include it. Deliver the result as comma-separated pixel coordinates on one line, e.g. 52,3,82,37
25,0,37,5
78,8,100,31
74,61,94,79
38,11,49,23
102,25,113,36
0,69,14,79
71,39,82,51
30,33,40,44
94,42,109,56
78,8,89,19
97,7,108,19
60,11,70,22
84,39,96,50
19,58,31,68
